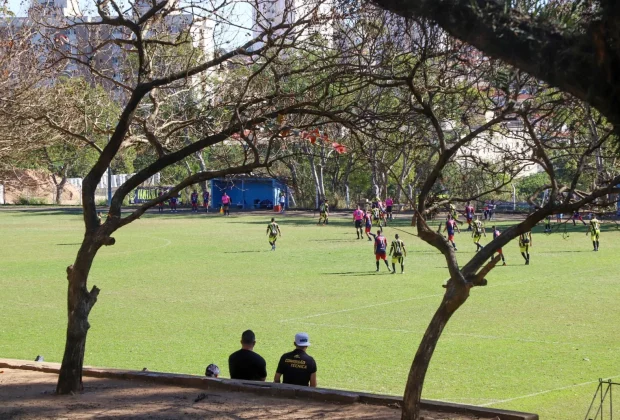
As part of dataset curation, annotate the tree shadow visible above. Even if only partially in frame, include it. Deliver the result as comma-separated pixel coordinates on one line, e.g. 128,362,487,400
324,271,392,276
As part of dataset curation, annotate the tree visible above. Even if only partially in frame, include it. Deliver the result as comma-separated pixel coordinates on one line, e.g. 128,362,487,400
0,0,354,393
370,0,620,134
328,9,620,419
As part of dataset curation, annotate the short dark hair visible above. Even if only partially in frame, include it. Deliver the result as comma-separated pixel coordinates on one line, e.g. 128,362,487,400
241,330,256,344
271,218,275,222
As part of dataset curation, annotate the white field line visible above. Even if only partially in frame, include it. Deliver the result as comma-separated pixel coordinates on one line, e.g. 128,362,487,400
278,267,602,324
278,294,443,323
289,321,582,347
277,276,533,324
478,375,620,407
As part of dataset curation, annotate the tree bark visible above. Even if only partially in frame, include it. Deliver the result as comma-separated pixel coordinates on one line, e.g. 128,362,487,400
56,238,102,394
402,286,467,419
195,151,208,194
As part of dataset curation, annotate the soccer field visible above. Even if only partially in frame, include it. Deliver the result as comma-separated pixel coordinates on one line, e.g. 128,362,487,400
1,209,618,418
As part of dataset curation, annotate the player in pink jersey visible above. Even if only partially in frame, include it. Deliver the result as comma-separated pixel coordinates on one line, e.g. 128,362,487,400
353,206,365,239
221,192,231,216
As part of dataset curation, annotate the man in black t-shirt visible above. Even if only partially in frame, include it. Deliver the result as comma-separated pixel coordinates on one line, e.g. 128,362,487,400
228,330,267,381
274,332,317,387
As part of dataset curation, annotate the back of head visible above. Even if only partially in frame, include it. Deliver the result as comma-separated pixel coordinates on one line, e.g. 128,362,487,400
241,330,256,345
271,217,275,222
205,364,220,378
294,332,311,349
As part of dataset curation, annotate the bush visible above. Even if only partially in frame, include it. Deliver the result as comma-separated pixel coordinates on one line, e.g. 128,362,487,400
16,196,48,205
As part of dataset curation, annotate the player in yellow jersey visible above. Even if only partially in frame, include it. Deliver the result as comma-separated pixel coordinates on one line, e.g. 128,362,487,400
519,231,532,265
586,215,601,251
472,215,486,252
266,217,282,251
389,234,407,274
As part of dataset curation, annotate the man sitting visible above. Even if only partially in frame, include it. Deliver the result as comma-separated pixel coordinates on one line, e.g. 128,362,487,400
228,330,267,381
274,333,317,387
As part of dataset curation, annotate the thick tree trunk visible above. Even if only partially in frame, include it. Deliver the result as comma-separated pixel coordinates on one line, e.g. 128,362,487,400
402,285,468,420
56,240,101,394
55,177,67,205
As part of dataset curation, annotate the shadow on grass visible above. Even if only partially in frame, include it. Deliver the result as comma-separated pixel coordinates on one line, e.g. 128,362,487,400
56,243,81,246
223,250,268,254
324,271,390,276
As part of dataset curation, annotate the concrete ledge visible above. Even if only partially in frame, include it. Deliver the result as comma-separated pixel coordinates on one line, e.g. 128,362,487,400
0,358,538,419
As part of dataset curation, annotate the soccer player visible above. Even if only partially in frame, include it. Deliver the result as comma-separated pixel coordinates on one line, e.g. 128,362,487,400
385,197,394,221
464,201,475,231
158,189,165,213
442,214,460,251
472,215,486,252
353,206,365,239
374,230,390,272
318,199,329,225
221,192,231,216
202,189,210,212
389,234,406,274
169,194,178,213
488,200,496,220
364,210,373,241
519,231,532,265
571,210,587,226
266,217,281,251
190,190,199,212
371,205,381,228
491,226,506,265
448,203,458,221
587,215,601,251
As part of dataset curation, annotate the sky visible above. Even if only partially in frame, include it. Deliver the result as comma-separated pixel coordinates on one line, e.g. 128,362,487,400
5,0,254,47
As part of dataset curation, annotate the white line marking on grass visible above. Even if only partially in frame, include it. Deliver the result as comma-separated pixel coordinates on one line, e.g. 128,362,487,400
278,294,444,323
279,267,602,324
278,277,530,324
289,321,582,347
478,375,620,407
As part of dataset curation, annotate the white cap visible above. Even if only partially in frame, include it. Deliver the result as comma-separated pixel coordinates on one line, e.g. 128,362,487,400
295,332,311,347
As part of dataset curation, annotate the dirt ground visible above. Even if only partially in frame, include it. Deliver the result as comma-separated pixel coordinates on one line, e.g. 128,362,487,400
0,369,496,420
0,169,80,205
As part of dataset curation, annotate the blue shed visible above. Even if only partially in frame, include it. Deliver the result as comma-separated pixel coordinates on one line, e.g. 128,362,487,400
210,177,289,210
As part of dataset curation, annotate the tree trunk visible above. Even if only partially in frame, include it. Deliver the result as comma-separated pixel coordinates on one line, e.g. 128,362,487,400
195,151,208,194
402,286,468,420
55,169,68,205
56,240,101,394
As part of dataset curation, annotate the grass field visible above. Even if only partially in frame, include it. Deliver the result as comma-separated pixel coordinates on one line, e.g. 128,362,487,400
1,208,619,419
